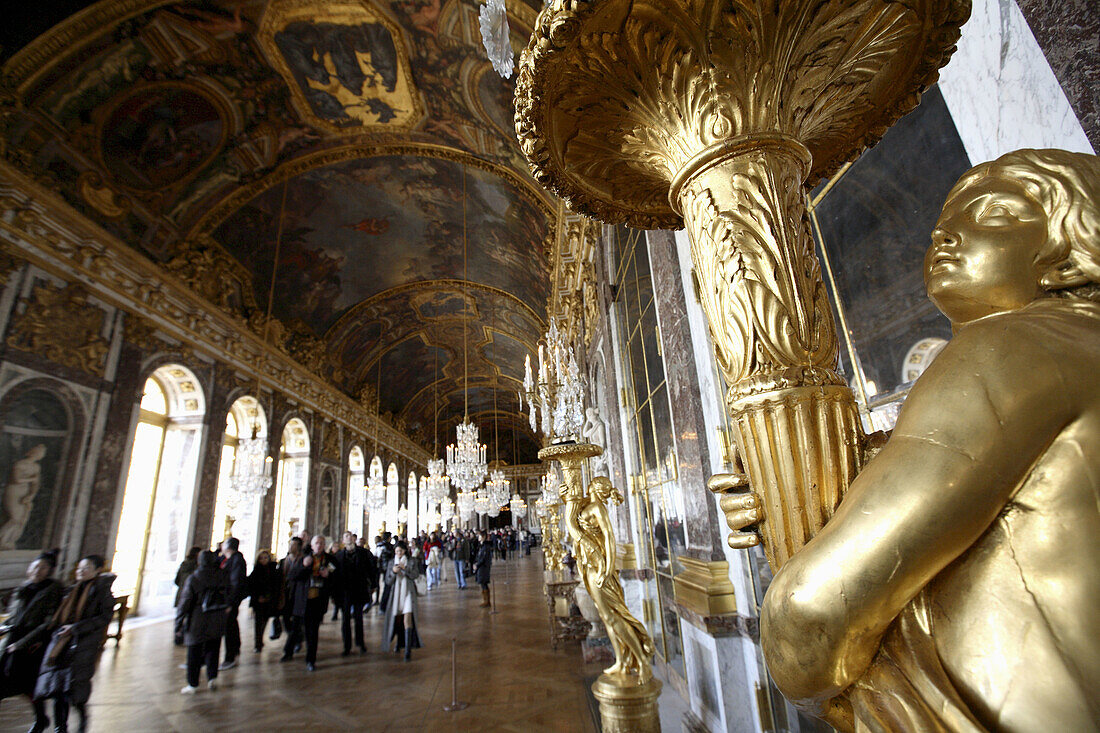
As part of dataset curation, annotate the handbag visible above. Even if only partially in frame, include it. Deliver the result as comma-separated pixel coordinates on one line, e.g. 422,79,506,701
414,575,427,596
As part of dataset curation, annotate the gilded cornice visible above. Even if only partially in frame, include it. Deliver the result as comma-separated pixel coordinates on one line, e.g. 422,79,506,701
0,159,430,466
189,142,557,250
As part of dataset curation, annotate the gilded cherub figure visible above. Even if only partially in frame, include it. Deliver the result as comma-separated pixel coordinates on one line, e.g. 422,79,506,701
562,475,654,683
744,149,1099,731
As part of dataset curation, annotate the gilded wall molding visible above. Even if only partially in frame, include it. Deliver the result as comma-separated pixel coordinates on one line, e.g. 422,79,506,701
5,280,110,377
0,160,430,466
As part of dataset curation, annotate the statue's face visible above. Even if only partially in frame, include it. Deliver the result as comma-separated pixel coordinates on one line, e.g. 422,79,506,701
926,177,1048,325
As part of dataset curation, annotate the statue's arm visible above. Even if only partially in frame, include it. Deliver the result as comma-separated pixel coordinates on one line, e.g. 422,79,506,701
760,316,1072,713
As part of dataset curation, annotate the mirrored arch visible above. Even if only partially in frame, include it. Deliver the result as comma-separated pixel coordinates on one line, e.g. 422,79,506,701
272,417,310,557
212,395,269,564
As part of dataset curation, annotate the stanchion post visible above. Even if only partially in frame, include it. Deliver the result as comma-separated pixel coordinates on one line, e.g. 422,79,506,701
490,580,499,615
443,637,469,712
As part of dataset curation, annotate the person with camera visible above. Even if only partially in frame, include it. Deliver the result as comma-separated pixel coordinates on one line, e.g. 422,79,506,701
175,550,229,694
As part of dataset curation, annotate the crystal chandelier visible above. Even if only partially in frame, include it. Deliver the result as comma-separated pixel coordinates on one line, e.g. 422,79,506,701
230,424,273,498
397,505,408,526
521,318,585,442
475,488,490,516
448,420,486,491
426,457,449,504
487,468,510,507
441,501,454,523
510,492,527,519
447,166,488,492
426,352,451,505
478,0,513,78
457,490,476,519
540,469,560,506
367,461,386,511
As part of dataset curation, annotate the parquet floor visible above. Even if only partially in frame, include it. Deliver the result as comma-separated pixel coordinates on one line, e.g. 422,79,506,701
0,554,603,732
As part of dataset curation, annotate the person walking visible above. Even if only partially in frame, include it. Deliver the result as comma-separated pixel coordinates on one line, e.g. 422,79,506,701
473,531,493,608
452,532,470,590
176,550,229,694
34,555,115,733
425,536,443,591
283,535,332,671
247,550,282,653
218,537,247,670
376,533,395,615
335,531,375,656
0,550,63,732
276,536,303,643
382,541,421,661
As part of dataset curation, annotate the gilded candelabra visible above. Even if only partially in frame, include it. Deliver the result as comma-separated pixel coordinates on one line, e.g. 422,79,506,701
515,0,968,569
541,442,660,733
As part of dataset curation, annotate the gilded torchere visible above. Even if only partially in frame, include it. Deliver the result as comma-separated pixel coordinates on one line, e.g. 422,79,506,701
514,0,968,569
541,442,660,733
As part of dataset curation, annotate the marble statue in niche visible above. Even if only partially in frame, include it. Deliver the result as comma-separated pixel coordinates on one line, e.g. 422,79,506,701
582,407,607,473
0,389,71,551
0,444,46,548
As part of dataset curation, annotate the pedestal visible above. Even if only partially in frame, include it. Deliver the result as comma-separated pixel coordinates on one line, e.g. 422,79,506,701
591,675,662,733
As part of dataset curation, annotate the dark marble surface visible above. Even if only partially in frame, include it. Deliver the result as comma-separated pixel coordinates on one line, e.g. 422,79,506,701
1018,0,1099,153
646,230,724,559
812,85,965,395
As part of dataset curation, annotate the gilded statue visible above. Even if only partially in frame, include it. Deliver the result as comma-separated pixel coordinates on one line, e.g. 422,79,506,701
746,150,1100,731
562,475,654,683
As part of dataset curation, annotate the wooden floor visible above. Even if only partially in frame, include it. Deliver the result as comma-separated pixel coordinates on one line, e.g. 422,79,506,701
0,554,603,732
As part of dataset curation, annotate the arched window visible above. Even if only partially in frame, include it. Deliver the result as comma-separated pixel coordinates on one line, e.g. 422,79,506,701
212,396,268,563
407,471,418,536
366,456,384,539
346,446,365,538
112,365,205,615
271,417,310,557
386,462,399,535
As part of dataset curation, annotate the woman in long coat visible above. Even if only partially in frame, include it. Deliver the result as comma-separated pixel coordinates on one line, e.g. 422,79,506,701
247,549,282,652
0,551,63,732
473,531,493,608
175,550,228,693
382,541,421,661
34,555,115,733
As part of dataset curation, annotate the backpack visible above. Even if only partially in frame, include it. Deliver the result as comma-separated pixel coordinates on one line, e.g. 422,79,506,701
199,583,229,613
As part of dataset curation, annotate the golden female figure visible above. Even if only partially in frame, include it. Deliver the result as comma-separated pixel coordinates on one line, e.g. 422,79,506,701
563,476,654,683
753,150,1100,731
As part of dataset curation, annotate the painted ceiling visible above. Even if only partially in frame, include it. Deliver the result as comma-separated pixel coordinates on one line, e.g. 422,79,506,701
3,0,552,463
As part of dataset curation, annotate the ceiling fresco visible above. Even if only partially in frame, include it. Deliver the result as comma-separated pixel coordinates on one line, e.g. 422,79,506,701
3,0,555,460
210,153,551,330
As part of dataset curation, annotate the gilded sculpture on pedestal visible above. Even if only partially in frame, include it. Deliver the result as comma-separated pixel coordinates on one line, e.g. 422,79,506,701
562,475,654,683
746,150,1100,732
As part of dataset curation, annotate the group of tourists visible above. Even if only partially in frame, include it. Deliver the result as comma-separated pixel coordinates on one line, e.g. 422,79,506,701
0,550,116,733
0,525,516,729
173,527,504,690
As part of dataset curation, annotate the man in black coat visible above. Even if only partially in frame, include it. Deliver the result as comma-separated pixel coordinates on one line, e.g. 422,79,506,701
473,531,493,608
335,531,376,655
376,532,395,615
218,537,247,670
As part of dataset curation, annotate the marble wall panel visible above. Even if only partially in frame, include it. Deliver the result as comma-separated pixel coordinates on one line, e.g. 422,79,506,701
938,0,1093,165
1017,0,1099,152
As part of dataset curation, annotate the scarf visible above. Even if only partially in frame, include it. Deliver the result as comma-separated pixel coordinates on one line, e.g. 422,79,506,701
53,577,95,628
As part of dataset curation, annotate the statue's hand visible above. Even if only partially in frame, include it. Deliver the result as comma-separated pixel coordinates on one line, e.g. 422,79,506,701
707,472,762,549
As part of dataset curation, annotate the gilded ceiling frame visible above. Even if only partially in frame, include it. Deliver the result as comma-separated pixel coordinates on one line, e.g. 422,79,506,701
3,0,538,96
